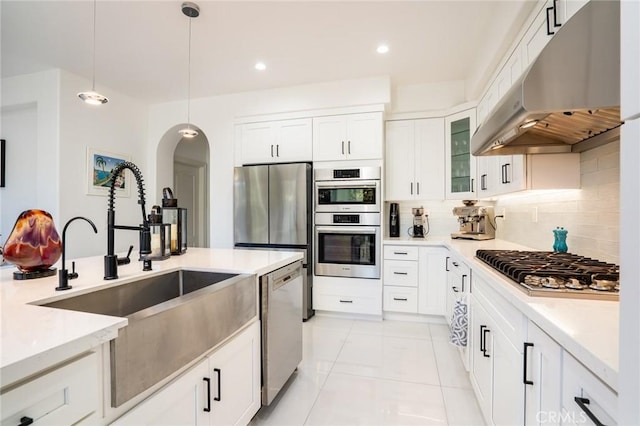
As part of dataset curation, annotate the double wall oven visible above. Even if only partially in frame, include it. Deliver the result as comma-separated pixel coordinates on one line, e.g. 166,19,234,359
314,167,381,279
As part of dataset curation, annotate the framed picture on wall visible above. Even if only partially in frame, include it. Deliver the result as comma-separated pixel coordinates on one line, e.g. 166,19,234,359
1,139,5,188
86,147,131,197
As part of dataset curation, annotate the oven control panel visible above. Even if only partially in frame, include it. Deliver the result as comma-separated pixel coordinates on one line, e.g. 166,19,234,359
332,214,360,224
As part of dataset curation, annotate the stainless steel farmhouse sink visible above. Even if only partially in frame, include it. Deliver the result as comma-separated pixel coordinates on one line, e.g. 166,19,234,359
43,270,257,407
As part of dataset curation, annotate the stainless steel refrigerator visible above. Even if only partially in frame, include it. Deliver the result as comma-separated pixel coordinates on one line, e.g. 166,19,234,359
233,162,314,320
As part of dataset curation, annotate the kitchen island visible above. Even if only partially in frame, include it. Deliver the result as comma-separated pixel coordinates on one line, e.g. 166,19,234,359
0,247,303,424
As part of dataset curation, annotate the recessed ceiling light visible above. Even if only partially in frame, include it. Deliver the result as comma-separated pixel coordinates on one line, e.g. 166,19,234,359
376,44,389,54
255,62,266,71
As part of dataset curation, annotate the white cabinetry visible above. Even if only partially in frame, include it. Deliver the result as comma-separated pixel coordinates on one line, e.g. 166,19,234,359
382,245,447,316
445,109,477,200
385,118,445,201
313,276,382,315
313,112,383,161
524,322,563,426
239,118,312,165
470,274,526,426
0,352,99,426
113,321,261,426
562,352,618,425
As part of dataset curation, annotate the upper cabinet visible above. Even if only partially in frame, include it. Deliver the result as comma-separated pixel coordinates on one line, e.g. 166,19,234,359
385,118,445,201
313,112,383,161
445,109,477,200
239,118,312,165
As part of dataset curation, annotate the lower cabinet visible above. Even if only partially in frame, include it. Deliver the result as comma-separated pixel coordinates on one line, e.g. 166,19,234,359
113,321,261,426
470,275,525,426
382,245,447,316
0,352,99,425
523,322,563,426
561,352,618,426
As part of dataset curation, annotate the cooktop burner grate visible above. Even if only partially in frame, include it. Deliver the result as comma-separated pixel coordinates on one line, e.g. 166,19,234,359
475,250,619,300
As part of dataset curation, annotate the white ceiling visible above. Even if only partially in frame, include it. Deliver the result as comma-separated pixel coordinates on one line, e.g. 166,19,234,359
1,1,535,104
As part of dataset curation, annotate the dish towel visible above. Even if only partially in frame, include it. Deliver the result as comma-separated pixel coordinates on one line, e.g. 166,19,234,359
450,294,468,347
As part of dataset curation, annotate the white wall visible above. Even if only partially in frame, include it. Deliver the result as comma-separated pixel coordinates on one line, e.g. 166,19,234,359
384,200,463,238
494,142,620,264
1,70,60,246
57,70,150,259
148,76,392,249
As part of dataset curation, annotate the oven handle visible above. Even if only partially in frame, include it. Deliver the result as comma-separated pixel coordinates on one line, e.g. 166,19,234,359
315,226,378,235
315,180,379,189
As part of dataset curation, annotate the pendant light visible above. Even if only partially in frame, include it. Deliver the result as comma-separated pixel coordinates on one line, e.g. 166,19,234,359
178,2,200,139
78,0,108,105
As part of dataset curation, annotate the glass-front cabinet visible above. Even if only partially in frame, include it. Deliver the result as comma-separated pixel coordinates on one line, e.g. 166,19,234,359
445,109,477,200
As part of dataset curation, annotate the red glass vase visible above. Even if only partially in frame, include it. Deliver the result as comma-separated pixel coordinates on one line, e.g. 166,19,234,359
2,209,62,279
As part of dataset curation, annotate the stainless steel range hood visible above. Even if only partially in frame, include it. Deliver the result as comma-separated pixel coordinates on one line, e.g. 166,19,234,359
471,0,621,156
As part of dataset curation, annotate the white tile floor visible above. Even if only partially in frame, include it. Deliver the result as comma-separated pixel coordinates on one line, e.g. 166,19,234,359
250,316,485,426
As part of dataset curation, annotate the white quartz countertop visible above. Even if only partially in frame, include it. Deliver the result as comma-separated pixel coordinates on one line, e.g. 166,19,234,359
384,236,619,391
0,248,302,387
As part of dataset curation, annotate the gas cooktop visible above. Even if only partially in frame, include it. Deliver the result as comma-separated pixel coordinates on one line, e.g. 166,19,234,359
475,250,619,301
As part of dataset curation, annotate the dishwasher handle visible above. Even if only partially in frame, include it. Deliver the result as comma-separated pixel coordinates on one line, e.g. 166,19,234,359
270,262,302,291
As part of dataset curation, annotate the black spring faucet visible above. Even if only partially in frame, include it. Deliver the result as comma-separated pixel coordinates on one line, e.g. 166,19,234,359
104,161,152,280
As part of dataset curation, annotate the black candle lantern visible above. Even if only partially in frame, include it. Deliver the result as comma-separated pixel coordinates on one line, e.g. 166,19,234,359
162,188,188,255
148,206,171,260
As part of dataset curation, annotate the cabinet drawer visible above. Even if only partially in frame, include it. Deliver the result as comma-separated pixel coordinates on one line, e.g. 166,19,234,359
1,352,99,426
313,293,381,315
384,245,419,261
383,286,418,313
562,352,617,425
383,260,418,287
447,255,470,277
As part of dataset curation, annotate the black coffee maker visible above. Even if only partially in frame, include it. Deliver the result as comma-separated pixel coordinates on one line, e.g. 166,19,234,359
389,203,400,237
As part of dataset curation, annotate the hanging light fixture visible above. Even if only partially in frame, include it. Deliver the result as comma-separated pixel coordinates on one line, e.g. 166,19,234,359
178,2,200,138
78,0,108,105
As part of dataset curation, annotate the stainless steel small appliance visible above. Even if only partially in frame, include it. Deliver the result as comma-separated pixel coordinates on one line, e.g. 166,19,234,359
314,167,381,213
260,261,303,405
389,203,400,238
451,203,495,240
410,207,425,238
314,212,381,279
476,250,619,301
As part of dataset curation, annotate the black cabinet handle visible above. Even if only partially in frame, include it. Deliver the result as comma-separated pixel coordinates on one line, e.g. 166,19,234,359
461,274,467,293
481,174,487,191
501,164,506,184
552,0,561,28
480,325,487,352
410,182,413,195
203,377,211,412
471,178,475,193
393,297,408,301
504,163,511,184
574,397,606,426
18,417,34,426
482,328,491,357
546,5,555,35
341,141,345,155
339,299,353,303
523,342,534,385
452,261,459,267
416,182,420,195
348,140,351,154
276,144,280,157
270,144,274,157
393,271,408,275
452,286,459,293
394,251,408,255
214,368,222,402
445,256,450,271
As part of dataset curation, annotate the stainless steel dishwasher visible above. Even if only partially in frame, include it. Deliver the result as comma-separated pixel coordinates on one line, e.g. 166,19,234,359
261,260,303,405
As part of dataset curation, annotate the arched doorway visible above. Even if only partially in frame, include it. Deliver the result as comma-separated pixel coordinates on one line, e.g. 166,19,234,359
156,124,210,248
